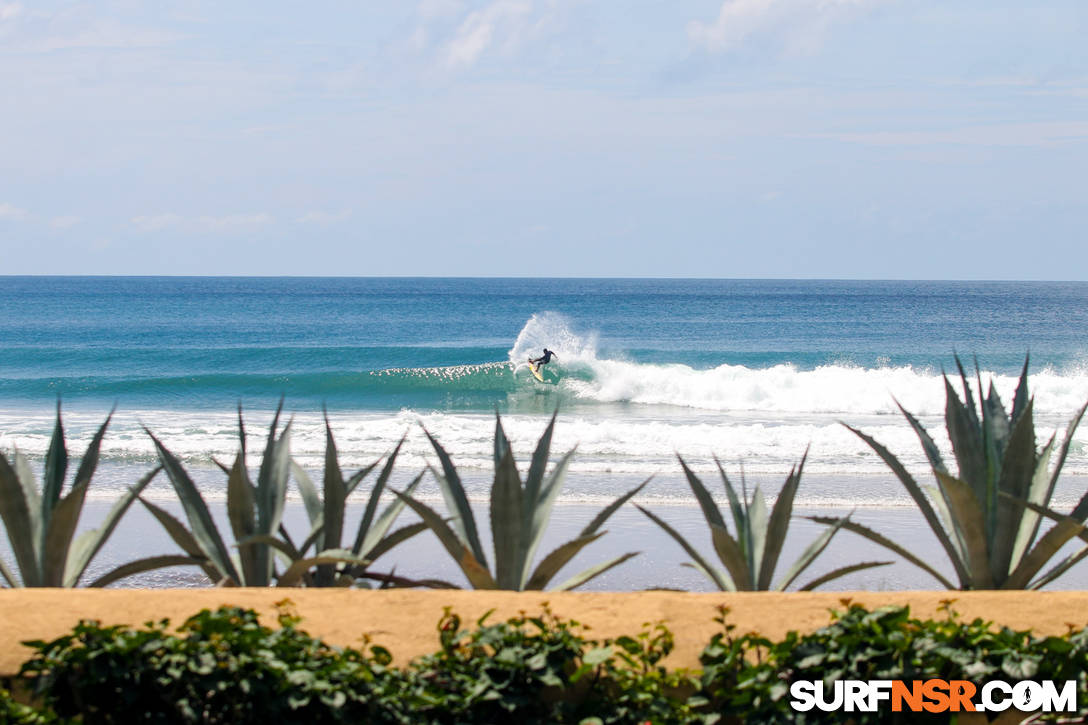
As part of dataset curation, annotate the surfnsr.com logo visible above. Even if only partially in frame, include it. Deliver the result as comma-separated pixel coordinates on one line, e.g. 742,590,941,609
789,679,1077,714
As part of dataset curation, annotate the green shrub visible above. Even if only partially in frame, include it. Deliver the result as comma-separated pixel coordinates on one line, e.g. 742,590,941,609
699,599,1088,723
402,605,698,724
16,602,1088,724
17,604,696,724
404,605,603,722
19,603,401,724
1,686,59,724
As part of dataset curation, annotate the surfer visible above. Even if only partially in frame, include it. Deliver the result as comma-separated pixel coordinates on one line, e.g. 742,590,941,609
530,348,558,369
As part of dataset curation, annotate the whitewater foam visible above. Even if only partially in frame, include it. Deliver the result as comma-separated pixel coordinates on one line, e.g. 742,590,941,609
3,312,1088,508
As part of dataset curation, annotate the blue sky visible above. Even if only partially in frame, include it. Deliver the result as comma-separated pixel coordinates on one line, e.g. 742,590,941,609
1,1,1086,278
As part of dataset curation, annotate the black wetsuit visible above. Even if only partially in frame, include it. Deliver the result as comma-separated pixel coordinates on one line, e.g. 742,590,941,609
532,349,556,366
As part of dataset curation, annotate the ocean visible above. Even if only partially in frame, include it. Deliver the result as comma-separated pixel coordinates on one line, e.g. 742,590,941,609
2,277,1088,589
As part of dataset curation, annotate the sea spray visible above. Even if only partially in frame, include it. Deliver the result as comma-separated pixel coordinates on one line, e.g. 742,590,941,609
3,279,1088,512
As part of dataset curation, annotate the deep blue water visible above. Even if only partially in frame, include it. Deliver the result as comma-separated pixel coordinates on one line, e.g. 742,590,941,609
2,277,1086,411
6,277,1088,590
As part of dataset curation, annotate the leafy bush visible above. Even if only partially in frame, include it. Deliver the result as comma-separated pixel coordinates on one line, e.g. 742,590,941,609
17,604,696,724
1,686,59,724
18,601,1088,724
20,602,401,725
699,599,1088,723
403,605,699,724
403,605,604,722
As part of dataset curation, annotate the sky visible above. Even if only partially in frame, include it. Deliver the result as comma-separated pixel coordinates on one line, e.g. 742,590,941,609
1,1,1086,278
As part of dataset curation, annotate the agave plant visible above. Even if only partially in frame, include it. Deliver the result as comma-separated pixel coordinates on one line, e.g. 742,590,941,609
0,405,159,587
101,404,369,587
396,413,644,591
282,413,431,587
830,356,1088,590
639,452,890,591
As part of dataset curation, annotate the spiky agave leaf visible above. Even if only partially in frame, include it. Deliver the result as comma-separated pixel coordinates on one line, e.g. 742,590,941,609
277,549,373,588
137,496,223,584
1,556,21,587
844,422,969,587
807,516,955,589
424,428,488,569
848,355,1087,590
550,551,641,592
654,460,748,590
392,490,497,589
989,398,1038,581
675,458,759,589
313,411,346,587
1002,494,1088,589
0,450,42,586
41,401,68,532
936,471,993,589
1,406,146,588
490,447,523,590
409,413,637,591
66,466,162,587
636,505,732,591
678,456,726,530
290,461,322,532
352,440,408,558
711,523,753,590
88,555,206,589
1030,545,1088,590
758,453,807,590
524,532,607,591
146,430,241,584
287,423,420,586
523,479,646,591
647,454,879,592
775,515,891,591
226,453,258,584
1017,402,1087,566
40,413,114,586
521,446,577,585
797,560,893,592
252,405,292,584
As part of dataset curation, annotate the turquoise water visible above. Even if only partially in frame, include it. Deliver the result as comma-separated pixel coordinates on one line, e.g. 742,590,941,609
2,277,1087,506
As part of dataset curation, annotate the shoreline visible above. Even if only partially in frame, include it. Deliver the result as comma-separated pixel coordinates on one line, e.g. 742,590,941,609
7,497,1088,592
4,589,1088,677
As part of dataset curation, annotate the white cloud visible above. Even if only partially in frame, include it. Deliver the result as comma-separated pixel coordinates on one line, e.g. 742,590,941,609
808,121,1088,148
0,202,27,220
688,0,874,55
445,0,533,69
4,7,179,53
419,0,464,21
32,20,179,52
0,3,22,22
296,210,352,224
196,213,273,230
49,215,81,228
131,212,274,233
131,213,183,232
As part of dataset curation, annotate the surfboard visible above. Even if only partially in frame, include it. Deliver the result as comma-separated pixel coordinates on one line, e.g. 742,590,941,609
528,359,545,383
